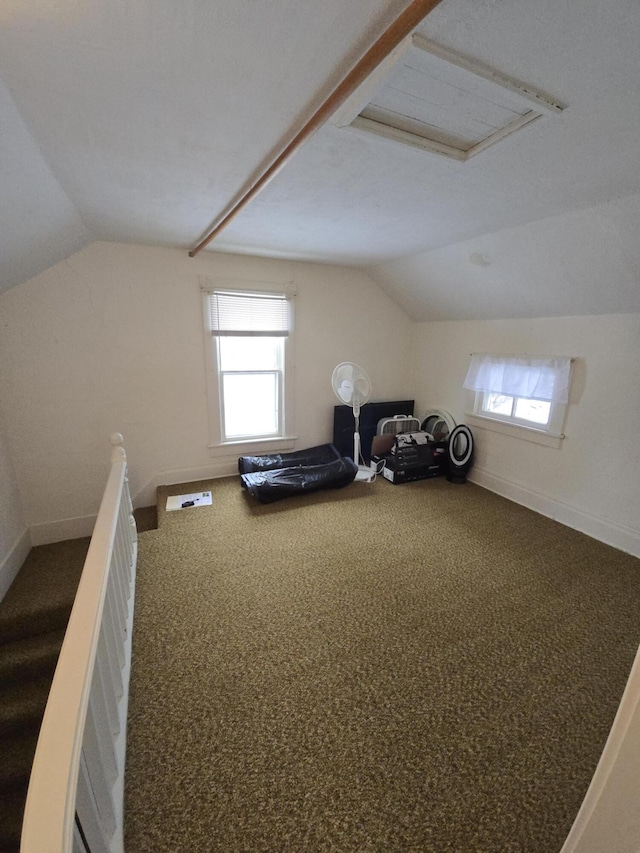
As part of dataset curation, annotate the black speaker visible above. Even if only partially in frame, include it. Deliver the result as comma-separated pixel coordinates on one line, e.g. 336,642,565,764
446,424,474,484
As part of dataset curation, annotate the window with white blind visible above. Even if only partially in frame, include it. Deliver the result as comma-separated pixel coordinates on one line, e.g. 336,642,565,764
463,353,573,442
203,287,294,445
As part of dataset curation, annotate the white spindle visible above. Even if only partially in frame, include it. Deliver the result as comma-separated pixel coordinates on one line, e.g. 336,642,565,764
109,560,126,647
75,753,115,853
101,585,123,685
115,510,130,625
115,546,128,632
129,513,138,557
80,735,117,839
85,694,118,786
96,619,123,724
116,499,127,565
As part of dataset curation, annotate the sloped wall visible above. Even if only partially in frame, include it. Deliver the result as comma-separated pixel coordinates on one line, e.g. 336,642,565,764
369,194,640,322
0,242,413,543
0,77,91,295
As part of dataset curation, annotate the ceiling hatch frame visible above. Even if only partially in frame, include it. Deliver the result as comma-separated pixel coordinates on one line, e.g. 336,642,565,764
332,34,564,161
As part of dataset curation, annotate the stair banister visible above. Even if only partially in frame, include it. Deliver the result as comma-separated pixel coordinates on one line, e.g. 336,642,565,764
21,433,137,853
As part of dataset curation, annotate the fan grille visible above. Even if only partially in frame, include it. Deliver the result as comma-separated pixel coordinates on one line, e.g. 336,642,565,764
331,363,372,407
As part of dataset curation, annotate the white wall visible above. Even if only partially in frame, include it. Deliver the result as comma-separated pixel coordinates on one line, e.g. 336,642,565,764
0,242,413,543
410,314,640,556
0,76,91,296
2,238,638,556
368,193,640,322
0,406,30,599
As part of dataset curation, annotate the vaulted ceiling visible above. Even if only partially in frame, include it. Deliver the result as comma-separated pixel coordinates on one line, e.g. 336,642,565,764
1,0,639,318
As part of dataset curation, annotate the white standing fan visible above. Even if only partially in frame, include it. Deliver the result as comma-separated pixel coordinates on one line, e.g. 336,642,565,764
331,362,375,482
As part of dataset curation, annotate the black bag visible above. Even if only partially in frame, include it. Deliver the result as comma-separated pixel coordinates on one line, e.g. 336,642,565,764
240,455,358,504
238,443,341,474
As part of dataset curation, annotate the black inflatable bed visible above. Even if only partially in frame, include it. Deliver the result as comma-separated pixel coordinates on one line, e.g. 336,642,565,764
238,443,357,503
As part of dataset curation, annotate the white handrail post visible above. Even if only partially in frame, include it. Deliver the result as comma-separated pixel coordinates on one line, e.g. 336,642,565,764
110,431,126,464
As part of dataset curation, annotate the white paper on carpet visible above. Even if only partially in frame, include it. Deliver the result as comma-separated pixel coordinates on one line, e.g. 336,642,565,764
165,491,212,511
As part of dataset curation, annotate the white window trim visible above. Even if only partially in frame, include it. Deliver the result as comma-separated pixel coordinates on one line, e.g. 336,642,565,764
200,278,296,454
209,435,298,457
466,390,567,448
465,411,564,449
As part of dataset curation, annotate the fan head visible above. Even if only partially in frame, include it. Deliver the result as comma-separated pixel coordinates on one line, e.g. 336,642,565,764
331,363,372,414
421,409,456,442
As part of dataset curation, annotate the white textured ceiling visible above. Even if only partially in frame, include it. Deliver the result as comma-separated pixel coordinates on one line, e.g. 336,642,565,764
1,0,639,317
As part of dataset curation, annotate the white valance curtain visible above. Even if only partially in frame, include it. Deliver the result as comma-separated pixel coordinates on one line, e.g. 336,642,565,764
463,353,572,404
209,291,290,337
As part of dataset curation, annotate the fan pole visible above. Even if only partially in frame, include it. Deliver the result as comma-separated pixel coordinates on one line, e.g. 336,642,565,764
352,410,374,482
353,411,361,465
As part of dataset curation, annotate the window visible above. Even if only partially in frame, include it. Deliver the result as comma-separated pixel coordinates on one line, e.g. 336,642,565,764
463,353,573,438
480,392,552,427
204,287,293,445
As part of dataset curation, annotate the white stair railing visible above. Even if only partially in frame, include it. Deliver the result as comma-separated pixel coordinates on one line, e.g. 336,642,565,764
21,433,138,853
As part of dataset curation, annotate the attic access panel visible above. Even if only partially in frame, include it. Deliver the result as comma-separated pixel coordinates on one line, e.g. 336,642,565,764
333,35,563,161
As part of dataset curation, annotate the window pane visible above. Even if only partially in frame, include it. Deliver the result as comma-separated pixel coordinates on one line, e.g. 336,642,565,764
514,397,551,425
483,393,514,416
222,372,279,439
219,336,281,371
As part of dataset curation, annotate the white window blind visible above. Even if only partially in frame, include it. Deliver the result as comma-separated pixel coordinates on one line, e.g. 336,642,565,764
463,353,572,404
209,291,290,337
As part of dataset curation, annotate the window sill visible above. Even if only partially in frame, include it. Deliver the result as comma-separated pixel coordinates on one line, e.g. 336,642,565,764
465,414,564,448
208,435,298,456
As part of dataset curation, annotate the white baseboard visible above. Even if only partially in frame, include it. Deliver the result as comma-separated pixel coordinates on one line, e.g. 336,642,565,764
29,514,97,547
133,460,238,508
470,467,640,558
0,527,31,602
27,463,238,546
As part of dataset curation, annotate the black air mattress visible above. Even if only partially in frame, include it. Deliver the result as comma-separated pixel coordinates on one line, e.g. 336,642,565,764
239,452,358,504
238,443,341,474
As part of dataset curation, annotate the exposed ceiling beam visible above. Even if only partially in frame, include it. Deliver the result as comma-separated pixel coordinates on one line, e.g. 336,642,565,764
188,0,444,258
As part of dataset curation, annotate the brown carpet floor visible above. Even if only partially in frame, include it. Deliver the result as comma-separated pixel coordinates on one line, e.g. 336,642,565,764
124,476,640,852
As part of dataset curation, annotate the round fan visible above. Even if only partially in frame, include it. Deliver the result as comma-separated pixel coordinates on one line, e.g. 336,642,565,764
331,362,374,482
421,408,456,442
446,424,475,484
